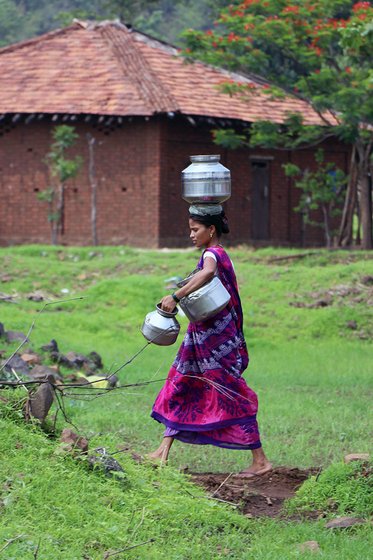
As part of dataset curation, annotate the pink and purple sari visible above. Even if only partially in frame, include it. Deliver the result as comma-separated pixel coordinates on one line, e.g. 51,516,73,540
151,246,261,450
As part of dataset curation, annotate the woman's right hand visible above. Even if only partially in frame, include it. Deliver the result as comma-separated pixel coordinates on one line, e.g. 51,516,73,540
160,295,177,313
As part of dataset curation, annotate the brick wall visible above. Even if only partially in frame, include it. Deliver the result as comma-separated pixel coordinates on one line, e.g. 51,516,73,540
159,116,350,247
0,117,162,246
0,114,350,248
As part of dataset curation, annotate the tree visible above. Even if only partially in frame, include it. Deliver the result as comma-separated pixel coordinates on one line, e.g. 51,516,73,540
284,149,347,247
0,0,22,46
183,0,373,249
38,125,82,245
0,1,224,48
86,133,98,246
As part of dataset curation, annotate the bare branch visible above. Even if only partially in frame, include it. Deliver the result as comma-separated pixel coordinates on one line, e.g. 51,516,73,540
0,297,84,373
0,535,24,554
103,539,155,559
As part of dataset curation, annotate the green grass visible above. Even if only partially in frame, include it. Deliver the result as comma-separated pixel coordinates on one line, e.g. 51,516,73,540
1,245,371,471
286,460,373,517
0,409,252,559
0,409,372,560
0,245,372,559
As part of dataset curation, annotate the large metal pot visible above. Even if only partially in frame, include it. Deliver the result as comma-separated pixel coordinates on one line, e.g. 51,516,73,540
181,155,231,204
179,276,231,323
141,305,180,346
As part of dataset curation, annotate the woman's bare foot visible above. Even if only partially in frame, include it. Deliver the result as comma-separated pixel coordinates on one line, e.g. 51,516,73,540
240,447,272,477
146,436,174,465
145,451,168,465
240,461,273,478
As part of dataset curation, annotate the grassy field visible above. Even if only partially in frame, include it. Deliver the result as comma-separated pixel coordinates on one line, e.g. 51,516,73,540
1,245,372,470
0,245,372,558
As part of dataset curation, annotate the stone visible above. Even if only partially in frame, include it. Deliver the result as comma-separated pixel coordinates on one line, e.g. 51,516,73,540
50,352,75,368
298,541,320,553
88,351,103,370
40,339,59,353
361,275,373,285
27,291,45,302
344,453,370,463
6,330,29,343
65,351,88,368
82,360,99,374
325,516,365,529
21,352,41,365
1,354,30,377
88,447,124,476
312,297,332,308
0,292,16,303
81,374,118,389
60,428,89,454
106,374,118,388
346,320,357,330
28,382,54,422
29,365,63,383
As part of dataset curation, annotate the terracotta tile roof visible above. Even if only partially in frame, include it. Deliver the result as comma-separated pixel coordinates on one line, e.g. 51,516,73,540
0,20,329,125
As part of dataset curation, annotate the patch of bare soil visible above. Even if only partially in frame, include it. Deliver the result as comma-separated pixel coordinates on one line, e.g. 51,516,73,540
190,467,319,518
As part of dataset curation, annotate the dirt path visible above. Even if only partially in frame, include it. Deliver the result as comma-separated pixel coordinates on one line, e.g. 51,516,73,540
190,467,318,518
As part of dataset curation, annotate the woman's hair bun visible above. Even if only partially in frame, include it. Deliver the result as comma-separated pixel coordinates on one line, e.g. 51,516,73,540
189,208,230,236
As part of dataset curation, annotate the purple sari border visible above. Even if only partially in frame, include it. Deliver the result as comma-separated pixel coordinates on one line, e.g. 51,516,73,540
151,410,257,432
173,432,262,450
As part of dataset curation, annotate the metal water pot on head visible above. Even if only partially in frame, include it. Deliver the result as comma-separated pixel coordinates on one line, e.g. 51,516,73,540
141,304,180,346
181,154,231,204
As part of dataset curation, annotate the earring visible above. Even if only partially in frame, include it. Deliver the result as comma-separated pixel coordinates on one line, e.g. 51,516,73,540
210,233,213,238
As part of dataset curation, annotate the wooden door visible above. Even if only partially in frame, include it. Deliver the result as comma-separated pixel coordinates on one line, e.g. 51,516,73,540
251,160,270,239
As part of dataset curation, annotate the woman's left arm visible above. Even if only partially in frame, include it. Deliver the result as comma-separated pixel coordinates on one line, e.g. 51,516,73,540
160,257,217,312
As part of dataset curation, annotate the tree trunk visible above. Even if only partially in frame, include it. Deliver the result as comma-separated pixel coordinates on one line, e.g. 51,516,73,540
337,147,357,247
357,141,373,250
51,220,58,245
55,183,65,241
87,134,98,246
49,192,58,245
322,205,331,248
359,171,372,250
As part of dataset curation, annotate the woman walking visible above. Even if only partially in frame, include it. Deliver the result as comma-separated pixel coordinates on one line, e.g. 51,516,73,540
149,207,271,476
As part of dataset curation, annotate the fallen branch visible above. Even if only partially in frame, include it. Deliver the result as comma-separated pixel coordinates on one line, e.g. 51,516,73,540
33,538,41,559
11,368,29,393
128,507,146,543
103,538,155,558
183,487,238,508
211,472,234,498
266,252,319,263
0,535,24,554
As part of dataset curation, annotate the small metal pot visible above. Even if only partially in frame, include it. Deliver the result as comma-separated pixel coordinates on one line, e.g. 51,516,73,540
179,276,231,323
141,304,180,346
181,155,231,204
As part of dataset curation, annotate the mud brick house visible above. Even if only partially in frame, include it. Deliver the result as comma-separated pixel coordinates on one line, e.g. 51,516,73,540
0,20,349,247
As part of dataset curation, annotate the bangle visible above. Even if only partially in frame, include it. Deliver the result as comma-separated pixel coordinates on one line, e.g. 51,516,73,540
171,293,180,304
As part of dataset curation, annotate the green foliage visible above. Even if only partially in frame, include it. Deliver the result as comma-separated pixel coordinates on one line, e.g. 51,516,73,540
183,1,373,247
184,0,373,139
287,460,373,517
283,149,347,246
39,125,81,242
0,388,28,422
0,0,22,46
0,0,222,47
212,127,248,148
